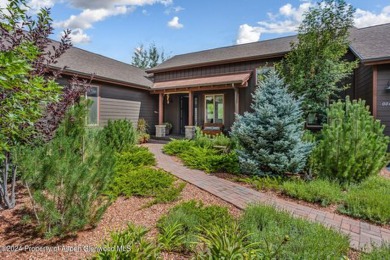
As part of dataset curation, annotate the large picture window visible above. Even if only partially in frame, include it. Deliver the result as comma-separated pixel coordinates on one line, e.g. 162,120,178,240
86,86,98,125
205,94,224,124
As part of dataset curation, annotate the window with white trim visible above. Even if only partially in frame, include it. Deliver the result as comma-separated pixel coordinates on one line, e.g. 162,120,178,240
205,94,224,124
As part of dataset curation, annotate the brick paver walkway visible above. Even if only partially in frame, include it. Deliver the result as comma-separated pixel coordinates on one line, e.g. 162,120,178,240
145,143,390,251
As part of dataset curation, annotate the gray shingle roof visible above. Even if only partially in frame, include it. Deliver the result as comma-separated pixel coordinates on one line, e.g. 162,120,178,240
147,35,297,73
52,43,152,89
148,23,390,73
349,23,390,63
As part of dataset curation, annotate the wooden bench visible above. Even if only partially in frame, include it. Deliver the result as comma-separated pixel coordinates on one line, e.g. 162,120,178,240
202,123,224,136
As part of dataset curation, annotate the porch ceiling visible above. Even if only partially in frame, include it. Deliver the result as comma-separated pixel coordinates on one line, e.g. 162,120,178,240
151,71,252,93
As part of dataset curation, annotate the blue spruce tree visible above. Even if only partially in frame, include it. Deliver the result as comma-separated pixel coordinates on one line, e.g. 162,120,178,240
231,70,312,176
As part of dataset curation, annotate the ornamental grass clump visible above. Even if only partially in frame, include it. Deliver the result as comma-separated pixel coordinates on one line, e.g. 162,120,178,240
311,97,389,184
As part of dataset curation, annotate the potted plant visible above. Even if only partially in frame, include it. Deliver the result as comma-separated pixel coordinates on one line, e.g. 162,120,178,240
164,122,173,135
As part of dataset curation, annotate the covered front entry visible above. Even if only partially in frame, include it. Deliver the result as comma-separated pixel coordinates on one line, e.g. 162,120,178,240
152,72,251,139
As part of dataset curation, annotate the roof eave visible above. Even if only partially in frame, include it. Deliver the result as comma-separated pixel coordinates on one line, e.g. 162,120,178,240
49,66,152,90
362,57,390,66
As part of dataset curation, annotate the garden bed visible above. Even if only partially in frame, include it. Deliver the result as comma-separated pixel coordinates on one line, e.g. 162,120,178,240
0,182,240,260
213,172,390,229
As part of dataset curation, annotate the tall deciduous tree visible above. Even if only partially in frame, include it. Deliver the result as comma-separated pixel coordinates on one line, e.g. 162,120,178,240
277,0,358,123
131,43,167,69
0,0,88,209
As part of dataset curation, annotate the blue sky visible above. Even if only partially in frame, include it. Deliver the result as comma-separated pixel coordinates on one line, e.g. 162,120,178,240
8,0,390,63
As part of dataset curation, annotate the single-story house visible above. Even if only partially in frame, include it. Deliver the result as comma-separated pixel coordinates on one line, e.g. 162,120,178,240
146,23,390,139
51,23,390,139
53,44,157,132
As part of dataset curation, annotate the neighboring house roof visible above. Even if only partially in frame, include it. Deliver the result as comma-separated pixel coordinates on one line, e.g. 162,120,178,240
349,23,390,64
148,23,390,73
52,42,152,89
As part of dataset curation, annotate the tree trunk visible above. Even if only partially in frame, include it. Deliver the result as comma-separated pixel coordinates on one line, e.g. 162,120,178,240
0,152,17,209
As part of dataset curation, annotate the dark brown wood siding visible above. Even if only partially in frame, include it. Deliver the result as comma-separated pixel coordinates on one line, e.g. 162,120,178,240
154,58,280,83
376,64,390,137
353,64,373,112
100,83,158,133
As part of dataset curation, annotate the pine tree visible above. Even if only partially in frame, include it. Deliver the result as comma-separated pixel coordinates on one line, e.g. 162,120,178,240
231,70,312,176
312,97,389,184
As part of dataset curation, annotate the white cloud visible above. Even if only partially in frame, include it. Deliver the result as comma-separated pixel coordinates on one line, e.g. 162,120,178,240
28,0,56,10
55,6,134,30
167,16,183,29
236,2,390,44
164,5,184,15
54,0,173,44
65,28,91,44
0,0,8,8
354,6,390,28
68,0,172,9
236,24,261,44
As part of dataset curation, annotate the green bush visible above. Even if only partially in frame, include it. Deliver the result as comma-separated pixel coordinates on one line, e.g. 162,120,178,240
18,104,114,238
238,176,284,191
282,179,344,206
163,133,238,174
157,222,186,251
100,119,137,152
239,205,349,259
196,223,265,259
162,139,196,155
312,97,389,184
137,118,150,144
338,176,390,224
109,167,173,197
157,200,233,252
180,146,239,174
93,223,160,259
362,244,390,259
194,127,234,149
115,146,156,173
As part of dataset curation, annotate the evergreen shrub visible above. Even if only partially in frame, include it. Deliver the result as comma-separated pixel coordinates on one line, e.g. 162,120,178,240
312,97,389,184
100,119,137,152
19,103,115,237
231,70,312,176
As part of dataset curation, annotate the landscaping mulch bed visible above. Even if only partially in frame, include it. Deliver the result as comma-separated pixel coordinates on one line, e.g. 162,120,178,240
0,182,241,260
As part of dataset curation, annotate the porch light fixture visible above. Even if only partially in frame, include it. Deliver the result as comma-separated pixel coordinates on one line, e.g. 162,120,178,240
386,80,390,92
166,94,170,104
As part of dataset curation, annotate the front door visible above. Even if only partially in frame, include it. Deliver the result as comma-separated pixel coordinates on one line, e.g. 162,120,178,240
179,95,189,135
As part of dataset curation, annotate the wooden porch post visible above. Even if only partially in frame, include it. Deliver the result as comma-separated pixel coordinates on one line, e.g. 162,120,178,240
188,91,193,126
373,65,378,118
159,93,164,125
234,87,239,115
